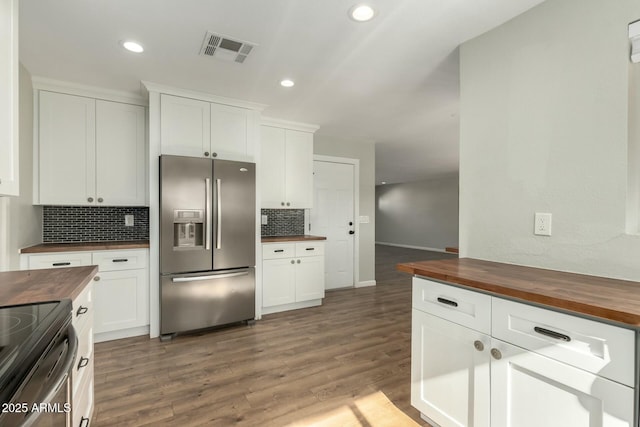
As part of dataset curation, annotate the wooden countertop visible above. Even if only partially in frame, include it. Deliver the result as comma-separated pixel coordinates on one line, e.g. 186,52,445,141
262,235,326,243
21,240,150,253
0,266,98,306
397,258,640,327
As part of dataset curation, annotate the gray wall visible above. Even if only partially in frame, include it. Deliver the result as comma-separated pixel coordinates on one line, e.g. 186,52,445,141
313,134,375,284
459,0,640,280
376,175,459,250
2,65,42,270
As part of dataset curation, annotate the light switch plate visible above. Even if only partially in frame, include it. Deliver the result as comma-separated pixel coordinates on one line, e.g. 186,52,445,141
125,215,134,227
261,215,268,225
359,215,370,224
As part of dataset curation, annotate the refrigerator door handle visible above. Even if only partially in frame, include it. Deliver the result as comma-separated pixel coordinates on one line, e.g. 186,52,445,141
216,178,222,249
205,178,211,250
172,270,249,283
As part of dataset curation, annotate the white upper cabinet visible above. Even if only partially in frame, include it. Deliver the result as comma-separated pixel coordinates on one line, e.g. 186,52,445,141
36,90,146,206
160,93,253,161
260,119,317,209
0,0,19,196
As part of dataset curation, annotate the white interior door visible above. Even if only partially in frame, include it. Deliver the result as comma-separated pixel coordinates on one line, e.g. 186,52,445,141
311,160,354,290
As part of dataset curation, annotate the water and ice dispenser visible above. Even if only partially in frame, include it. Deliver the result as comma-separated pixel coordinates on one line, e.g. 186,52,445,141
173,209,204,249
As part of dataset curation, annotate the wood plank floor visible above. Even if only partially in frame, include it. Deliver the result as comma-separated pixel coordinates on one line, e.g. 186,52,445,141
93,245,456,426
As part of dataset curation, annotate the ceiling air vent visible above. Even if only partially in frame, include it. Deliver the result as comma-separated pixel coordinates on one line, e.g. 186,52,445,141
199,32,256,64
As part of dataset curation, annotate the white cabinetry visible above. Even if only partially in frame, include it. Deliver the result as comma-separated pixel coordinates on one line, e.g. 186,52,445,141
262,241,325,314
35,90,146,206
71,282,94,427
260,119,318,209
0,0,19,196
21,249,149,342
411,277,635,427
160,93,257,161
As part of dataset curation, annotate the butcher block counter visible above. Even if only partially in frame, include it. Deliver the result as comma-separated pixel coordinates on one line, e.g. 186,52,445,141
261,235,326,243
21,240,149,253
0,265,97,306
397,257,640,327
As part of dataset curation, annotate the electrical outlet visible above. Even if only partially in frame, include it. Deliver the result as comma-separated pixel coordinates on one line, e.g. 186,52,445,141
125,215,134,227
261,215,268,225
534,213,552,236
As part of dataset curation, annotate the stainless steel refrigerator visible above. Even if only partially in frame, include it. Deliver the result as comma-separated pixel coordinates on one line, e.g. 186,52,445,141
159,155,256,338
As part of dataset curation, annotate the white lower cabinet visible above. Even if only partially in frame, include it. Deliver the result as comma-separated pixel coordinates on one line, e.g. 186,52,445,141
412,277,635,427
20,248,149,342
262,241,325,314
71,276,94,427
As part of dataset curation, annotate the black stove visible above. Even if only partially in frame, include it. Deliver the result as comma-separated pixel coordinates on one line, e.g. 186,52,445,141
0,300,72,406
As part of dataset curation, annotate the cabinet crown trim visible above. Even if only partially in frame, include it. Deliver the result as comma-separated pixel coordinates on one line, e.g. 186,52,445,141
32,77,147,106
261,117,319,133
142,81,267,111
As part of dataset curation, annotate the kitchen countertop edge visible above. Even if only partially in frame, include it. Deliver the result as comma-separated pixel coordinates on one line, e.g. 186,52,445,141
397,258,640,328
261,235,327,243
21,240,150,253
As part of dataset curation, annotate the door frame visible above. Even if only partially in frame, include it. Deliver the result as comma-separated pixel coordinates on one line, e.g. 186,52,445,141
311,154,360,288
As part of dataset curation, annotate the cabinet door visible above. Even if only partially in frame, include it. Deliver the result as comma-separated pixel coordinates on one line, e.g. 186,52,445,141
295,255,324,302
0,0,18,196
491,339,634,427
38,91,96,205
411,309,490,427
93,268,149,334
260,126,287,208
210,103,249,160
160,94,210,158
262,258,296,307
285,130,313,208
96,100,146,206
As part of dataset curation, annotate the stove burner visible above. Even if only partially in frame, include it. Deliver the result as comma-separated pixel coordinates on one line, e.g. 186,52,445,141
0,313,38,339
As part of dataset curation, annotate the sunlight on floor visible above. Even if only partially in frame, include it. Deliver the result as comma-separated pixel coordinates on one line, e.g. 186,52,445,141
285,391,420,427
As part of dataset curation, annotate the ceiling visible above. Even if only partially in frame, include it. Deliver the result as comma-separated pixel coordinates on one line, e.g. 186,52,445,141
19,0,545,184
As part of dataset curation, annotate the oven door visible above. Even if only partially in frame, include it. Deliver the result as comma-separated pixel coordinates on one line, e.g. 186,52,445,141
3,323,77,427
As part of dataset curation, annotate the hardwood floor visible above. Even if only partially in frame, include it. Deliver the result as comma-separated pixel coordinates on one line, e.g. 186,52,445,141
93,245,456,426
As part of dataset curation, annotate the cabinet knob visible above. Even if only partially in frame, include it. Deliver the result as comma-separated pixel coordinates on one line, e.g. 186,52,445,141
286,202,290,206
473,340,484,351
490,348,502,360
281,202,285,206
93,276,101,281
204,151,210,157
297,259,301,264
290,260,295,264
87,197,94,202
212,152,218,157
97,197,104,203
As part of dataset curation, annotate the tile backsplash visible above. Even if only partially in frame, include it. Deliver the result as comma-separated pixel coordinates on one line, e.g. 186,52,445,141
43,206,149,242
261,209,305,236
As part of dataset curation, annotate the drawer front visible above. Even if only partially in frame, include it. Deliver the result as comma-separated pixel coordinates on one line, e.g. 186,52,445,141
72,283,93,333
92,249,147,272
27,252,92,270
295,242,325,257
72,361,94,427
492,297,635,387
262,243,295,260
73,319,94,397
412,277,491,334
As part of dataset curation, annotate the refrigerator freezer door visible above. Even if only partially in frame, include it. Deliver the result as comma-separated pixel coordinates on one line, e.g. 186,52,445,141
160,155,213,274
160,268,255,334
213,159,256,270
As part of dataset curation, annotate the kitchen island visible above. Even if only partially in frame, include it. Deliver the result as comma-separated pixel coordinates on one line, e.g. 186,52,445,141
398,258,640,427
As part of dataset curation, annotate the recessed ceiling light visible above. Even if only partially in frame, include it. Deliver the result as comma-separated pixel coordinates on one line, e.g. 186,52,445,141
280,79,295,88
349,4,376,22
122,41,144,53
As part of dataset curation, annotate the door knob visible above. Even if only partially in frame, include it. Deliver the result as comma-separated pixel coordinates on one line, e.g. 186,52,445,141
349,230,355,235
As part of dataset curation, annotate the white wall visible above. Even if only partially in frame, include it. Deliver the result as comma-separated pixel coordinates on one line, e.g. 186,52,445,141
460,0,640,280
376,174,458,251
313,134,375,283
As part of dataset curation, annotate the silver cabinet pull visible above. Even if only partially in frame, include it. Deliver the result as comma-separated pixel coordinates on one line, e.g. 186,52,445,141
204,151,210,157
216,178,222,249
93,276,100,281
491,348,502,360
97,197,103,203
296,259,301,264
87,197,94,203
473,340,484,351
290,260,295,264
534,326,571,342
205,178,211,250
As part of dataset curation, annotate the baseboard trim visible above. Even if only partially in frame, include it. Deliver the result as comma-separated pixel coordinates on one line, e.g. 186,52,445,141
356,280,376,288
95,325,150,343
376,241,448,253
261,299,322,315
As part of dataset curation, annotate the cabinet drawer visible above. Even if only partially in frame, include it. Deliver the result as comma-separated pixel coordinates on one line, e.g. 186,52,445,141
92,249,147,272
412,277,491,334
295,242,324,257
72,362,94,427
27,252,92,270
73,320,93,398
72,283,93,333
262,243,295,260
492,297,635,387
